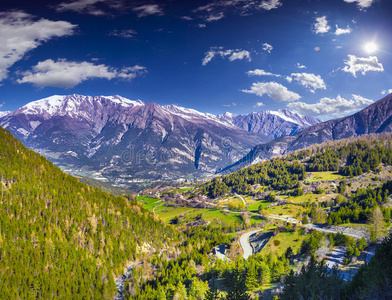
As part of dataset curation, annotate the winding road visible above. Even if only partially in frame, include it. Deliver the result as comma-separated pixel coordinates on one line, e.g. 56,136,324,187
238,216,366,260
239,229,263,259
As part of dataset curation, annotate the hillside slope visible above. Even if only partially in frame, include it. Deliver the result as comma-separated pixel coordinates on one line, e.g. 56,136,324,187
0,127,179,299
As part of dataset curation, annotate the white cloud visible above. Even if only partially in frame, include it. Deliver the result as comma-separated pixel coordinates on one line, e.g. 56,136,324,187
297,63,306,69
381,89,392,95
289,73,326,92
205,12,224,22
342,54,384,77
242,82,301,102
246,69,281,77
55,0,122,15
202,47,251,65
181,16,193,21
259,0,282,10
254,102,265,107
223,102,238,107
17,59,147,88
262,43,273,53
0,11,76,82
343,0,376,9
197,24,207,28
313,16,330,34
133,4,164,17
229,50,250,61
287,94,373,118
109,29,137,39
335,25,351,35
194,0,282,22
285,76,293,83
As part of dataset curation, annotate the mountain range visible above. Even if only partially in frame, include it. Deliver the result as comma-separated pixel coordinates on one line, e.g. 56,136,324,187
0,94,319,187
223,93,392,173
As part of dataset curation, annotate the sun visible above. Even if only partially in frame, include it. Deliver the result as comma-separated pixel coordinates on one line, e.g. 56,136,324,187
364,42,378,54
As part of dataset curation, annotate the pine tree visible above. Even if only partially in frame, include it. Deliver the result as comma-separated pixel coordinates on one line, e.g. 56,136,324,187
225,269,251,300
368,206,385,240
205,279,221,300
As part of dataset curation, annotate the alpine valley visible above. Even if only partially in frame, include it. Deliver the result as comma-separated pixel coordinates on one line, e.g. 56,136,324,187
0,94,319,189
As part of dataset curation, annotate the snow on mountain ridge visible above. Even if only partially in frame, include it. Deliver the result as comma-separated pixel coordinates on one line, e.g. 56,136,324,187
164,104,236,127
17,94,145,117
0,111,11,118
268,109,306,125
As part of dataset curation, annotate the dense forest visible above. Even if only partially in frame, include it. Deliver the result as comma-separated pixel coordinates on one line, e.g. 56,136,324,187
200,160,306,198
0,127,180,298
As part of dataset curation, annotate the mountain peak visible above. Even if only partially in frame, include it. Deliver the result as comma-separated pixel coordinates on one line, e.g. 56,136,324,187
11,94,144,118
219,109,321,138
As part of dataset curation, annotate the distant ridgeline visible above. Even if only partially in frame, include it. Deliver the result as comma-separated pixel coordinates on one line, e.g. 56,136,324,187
0,127,180,298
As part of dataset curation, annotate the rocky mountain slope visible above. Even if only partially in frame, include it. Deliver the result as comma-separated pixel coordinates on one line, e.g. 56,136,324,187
219,109,320,138
0,95,263,185
222,93,392,173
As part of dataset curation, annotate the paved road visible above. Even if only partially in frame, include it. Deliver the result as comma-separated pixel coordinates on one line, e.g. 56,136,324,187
305,224,363,239
239,229,263,259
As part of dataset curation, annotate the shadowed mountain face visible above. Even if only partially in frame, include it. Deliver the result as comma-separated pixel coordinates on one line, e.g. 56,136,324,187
223,93,392,173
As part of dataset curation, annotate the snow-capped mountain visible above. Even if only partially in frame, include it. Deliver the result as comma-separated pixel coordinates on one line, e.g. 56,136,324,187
222,93,392,174
0,111,11,118
0,94,266,184
219,109,321,138
0,94,319,186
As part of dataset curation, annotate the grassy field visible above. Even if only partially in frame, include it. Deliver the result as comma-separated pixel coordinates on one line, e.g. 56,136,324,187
247,200,274,212
138,196,262,226
159,207,245,225
137,196,165,210
268,204,304,217
163,186,195,194
262,230,307,256
306,171,348,182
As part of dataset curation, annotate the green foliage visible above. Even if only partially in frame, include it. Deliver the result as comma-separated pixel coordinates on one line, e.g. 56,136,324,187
0,128,179,298
345,233,392,299
280,256,344,300
327,180,392,225
200,159,306,198
307,147,339,172
128,225,231,299
303,140,392,177
225,268,251,300
205,279,221,300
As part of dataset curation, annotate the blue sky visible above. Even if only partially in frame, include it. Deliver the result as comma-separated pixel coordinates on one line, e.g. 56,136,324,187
0,0,391,120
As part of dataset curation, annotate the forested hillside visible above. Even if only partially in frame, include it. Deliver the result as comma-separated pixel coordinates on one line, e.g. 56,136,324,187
198,133,392,198
0,127,179,298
